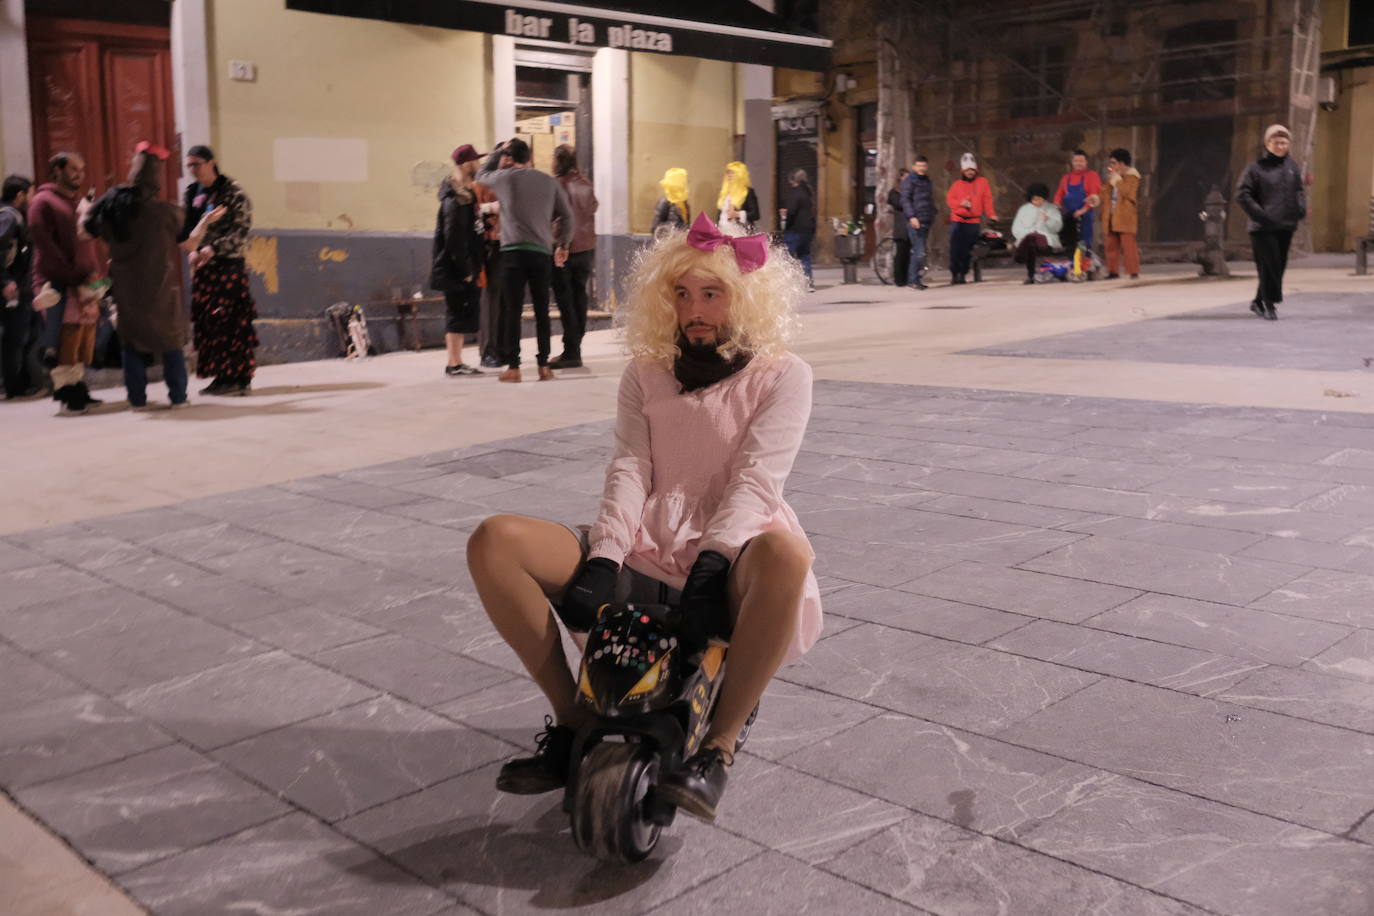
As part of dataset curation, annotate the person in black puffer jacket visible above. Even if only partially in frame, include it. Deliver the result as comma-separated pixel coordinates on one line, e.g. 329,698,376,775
780,169,815,290
1235,124,1306,320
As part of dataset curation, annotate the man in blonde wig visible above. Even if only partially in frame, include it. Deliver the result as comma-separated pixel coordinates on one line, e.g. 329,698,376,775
467,212,821,821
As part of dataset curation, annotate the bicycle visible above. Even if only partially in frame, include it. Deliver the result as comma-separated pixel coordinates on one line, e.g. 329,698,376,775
872,237,896,285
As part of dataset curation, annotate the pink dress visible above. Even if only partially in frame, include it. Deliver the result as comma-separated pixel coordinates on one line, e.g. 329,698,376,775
588,352,823,662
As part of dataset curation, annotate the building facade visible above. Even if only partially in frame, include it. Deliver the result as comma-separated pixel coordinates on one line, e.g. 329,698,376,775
0,0,829,362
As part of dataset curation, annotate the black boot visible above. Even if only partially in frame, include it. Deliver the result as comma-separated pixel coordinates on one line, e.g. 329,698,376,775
1264,303,1278,320
53,384,87,416
75,381,102,408
1250,299,1265,318
657,745,731,822
495,716,575,795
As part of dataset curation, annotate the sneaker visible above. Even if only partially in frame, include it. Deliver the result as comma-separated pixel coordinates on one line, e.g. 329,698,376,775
1105,272,1120,280
219,382,251,397
538,365,556,381
445,364,483,377
548,354,582,370
198,380,227,396
169,400,192,410
1250,300,1266,318
495,716,575,794
498,368,522,383
479,355,502,369
657,745,731,822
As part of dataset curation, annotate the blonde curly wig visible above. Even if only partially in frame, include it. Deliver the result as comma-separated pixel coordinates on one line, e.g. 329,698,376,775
616,229,805,367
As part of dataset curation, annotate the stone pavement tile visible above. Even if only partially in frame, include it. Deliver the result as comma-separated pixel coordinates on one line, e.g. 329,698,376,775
80,506,211,543
315,635,513,707
913,493,1104,530
1020,536,1307,606
234,605,385,655
1298,483,1374,517
505,458,610,493
1215,666,1374,733
1250,568,1374,628
825,815,1207,916
805,533,957,588
1153,830,1374,916
1143,469,1337,508
441,448,580,480
0,538,47,573
336,761,763,915
714,757,908,865
98,554,302,624
1321,446,1374,470
1071,425,1340,465
467,483,603,524
814,506,1087,568
822,583,1029,644
657,851,919,916
118,812,452,916
0,563,104,612
325,522,473,583
999,678,1374,834
332,460,448,488
783,713,1111,839
0,644,88,712
203,541,444,611
1151,498,1373,543
918,468,1185,517
900,561,1139,624
1304,629,1374,683
10,527,153,572
137,521,280,563
1356,814,1374,845
1238,534,1374,570
14,744,289,875
233,501,415,545
1012,455,1178,491
1013,771,1374,916
0,587,172,651
1087,593,1350,667
392,470,526,502
433,678,552,750
176,486,334,523
736,680,883,763
789,451,938,488
214,696,512,822
0,693,172,788
782,624,1099,734
383,496,494,532
990,620,1262,697
1060,515,1266,554
304,480,428,510
38,600,264,696
785,472,937,506
116,651,378,750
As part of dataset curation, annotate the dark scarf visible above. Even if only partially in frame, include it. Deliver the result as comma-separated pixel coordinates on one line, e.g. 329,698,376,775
674,333,751,393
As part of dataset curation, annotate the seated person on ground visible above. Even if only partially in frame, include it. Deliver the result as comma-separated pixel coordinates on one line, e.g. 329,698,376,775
1012,183,1063,284
466,212,822,822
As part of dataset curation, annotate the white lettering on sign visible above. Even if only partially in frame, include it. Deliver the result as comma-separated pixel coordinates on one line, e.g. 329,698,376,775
567,17,595,45
504,9,552,38
607,24,673,52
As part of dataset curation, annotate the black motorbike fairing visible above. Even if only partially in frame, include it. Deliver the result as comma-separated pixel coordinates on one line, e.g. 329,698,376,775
578,603,682,716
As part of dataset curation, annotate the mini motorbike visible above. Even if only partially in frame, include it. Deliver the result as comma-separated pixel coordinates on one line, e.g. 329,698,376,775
562,602,754,864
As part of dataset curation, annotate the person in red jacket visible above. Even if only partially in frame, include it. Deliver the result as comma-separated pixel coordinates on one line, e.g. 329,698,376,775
1053,149,1102,253
945,153,996,285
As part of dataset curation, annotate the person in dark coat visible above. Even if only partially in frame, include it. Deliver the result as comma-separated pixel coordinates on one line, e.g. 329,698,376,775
1236,124,1306,321
886,169,910,287
432,144,484,375
1,175,42,400
780,168,816,290
901,155,938,290
550,144,598,369
88,144,197,408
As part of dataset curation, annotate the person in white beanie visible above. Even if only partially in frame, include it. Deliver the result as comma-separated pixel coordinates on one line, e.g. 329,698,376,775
944,153,997,284
1235,124,1305,320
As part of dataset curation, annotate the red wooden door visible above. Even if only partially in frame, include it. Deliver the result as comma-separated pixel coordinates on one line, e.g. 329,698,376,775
27,18,176,201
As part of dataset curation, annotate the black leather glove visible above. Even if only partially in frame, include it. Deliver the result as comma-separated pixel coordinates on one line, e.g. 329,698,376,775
557,557,619,632
672,550,733,656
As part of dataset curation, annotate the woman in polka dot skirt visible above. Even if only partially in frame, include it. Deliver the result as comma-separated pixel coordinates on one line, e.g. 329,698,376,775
179,145,258,396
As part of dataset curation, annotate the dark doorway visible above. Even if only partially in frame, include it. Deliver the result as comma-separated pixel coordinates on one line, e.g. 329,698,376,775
27,17,177,201
1152,118,1232,242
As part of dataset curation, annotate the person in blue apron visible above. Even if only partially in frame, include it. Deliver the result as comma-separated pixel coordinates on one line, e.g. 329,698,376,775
1053,149,1102,252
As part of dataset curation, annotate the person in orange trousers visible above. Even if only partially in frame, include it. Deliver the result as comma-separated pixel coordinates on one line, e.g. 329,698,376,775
1101,148,1141,279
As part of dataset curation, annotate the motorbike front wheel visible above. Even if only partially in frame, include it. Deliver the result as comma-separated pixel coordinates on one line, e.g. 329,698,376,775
571,741,662,864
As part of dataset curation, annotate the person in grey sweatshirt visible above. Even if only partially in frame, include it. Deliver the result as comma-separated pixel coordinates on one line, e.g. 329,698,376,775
476,139,573,381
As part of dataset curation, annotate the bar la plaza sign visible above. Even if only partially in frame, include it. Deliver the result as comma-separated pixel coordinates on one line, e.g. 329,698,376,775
504,8,673,51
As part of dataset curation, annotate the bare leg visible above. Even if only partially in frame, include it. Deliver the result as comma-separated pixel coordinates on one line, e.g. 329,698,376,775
466,514,588,726
702,531,813,758
445,332,465,366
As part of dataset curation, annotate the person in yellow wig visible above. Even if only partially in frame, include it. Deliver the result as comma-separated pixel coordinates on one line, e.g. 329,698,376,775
716,161,759,236
652,167,690,237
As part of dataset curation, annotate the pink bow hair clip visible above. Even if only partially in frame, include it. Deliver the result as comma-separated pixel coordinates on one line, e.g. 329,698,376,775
685,212,768,273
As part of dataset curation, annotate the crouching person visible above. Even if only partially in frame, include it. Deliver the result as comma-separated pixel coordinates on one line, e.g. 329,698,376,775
467,212,823,821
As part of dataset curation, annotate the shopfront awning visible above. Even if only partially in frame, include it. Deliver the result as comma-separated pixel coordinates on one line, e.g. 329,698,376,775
284,0,832,71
